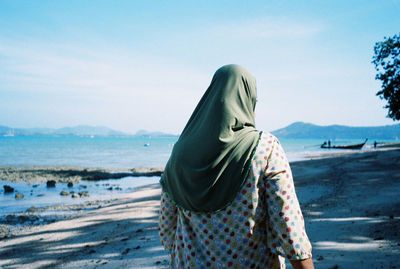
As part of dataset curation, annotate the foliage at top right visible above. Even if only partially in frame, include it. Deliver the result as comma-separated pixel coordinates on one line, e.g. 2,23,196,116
372,33,400,120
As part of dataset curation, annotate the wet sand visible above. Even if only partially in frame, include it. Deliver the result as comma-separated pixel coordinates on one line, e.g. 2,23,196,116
1,145,400,268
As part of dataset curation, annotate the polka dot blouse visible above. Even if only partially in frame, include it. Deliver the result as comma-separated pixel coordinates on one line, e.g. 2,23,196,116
159,132,312,269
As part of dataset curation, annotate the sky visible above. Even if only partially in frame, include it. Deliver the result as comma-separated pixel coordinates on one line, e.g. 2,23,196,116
1,0,400,134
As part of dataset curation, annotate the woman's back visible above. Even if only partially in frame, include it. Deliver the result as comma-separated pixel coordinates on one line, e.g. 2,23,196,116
159,132,312,268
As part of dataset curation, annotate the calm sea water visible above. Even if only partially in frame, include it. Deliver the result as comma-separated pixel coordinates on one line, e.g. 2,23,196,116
0,135,388,215
0,135,385,168
0,136,177,168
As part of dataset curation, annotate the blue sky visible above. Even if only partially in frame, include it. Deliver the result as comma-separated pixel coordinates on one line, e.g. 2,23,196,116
1,0,399,134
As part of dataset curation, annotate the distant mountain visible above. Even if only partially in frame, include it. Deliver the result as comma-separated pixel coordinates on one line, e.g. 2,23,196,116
3,122,399,139
0,125,127,137
272,122,400,140
0,126,50,136
0,125,177,137
134,129,177,138
53,125,126,136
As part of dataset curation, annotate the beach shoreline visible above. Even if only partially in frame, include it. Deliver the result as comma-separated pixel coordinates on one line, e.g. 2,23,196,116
1,145,400,268
0,166,164,183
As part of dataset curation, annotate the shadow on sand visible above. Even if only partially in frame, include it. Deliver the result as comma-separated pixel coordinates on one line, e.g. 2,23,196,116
2,149,400,268
291,149,400,268
0,185,169,268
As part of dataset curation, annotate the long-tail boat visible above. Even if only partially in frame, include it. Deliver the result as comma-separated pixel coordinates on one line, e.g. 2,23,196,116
321,139,368,149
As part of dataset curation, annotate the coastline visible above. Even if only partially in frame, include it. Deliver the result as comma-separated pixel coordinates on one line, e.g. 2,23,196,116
1,145,400,268
0,166,163,183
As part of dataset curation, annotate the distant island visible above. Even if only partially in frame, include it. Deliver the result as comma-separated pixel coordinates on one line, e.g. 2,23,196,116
0,125,177,138
272,122,400,140
2,122,400,140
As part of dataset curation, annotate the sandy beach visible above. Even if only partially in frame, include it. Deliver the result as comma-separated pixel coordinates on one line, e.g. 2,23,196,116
1,145,400,268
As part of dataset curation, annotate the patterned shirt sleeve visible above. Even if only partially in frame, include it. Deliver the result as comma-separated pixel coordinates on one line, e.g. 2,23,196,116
159,188,178,251
263,137,312,260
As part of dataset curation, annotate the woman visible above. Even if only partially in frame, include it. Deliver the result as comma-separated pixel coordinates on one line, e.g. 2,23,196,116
159,65,314,269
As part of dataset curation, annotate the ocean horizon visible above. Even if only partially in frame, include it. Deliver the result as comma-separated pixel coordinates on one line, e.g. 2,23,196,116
0,135,392,168
0,135,396,218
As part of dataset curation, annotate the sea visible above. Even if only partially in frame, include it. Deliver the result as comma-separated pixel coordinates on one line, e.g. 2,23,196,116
0,136,389,216
0,135,383,168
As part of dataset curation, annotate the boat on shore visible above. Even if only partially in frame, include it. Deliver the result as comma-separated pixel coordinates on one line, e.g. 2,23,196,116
321,139,368,149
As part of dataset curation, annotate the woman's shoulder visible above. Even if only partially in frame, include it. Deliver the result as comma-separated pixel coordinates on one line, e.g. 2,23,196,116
259,131,280,144
255,131,285,158
251,131,279,162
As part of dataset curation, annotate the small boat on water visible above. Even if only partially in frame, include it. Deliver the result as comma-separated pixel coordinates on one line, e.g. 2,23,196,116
321,138,368,149
3,129,15,137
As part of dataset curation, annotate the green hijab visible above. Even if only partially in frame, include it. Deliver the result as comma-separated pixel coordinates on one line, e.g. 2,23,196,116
160,64,260,212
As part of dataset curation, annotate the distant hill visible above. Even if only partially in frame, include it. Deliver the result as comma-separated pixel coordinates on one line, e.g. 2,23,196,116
272,122,400,140
134,129,177,138
4,122,398,139
0,125,128,137
0,125,178,137
53,125,126,136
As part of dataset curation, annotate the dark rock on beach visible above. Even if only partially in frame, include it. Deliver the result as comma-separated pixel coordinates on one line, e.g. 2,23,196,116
5,214,40,224
0,224,10,239
67,182,73,187
18,215,39,223
15,192,24,200
131,167,163,177
3,185,14,193
79,191,89,197
46,180,56,187
122,248,130,255
60,190,70,196
26,206,39,212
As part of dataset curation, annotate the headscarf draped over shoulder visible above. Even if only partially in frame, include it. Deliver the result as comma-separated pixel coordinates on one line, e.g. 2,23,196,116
160,64,260,212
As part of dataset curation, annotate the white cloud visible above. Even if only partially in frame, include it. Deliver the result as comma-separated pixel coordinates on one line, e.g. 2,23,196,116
0,37,212,132
0,38,209,94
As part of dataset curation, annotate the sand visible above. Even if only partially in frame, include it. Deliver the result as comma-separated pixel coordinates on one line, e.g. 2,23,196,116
0,184,170,268
292,146,400,269
1,146,400,268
